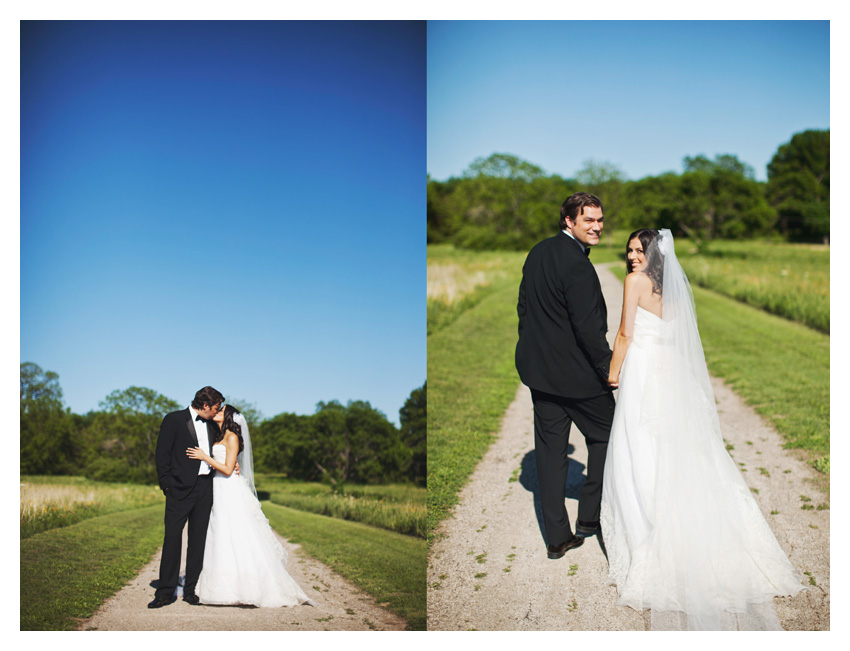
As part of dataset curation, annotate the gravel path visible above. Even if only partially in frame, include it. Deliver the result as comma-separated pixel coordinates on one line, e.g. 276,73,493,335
81,526,407,630
427,263,829,631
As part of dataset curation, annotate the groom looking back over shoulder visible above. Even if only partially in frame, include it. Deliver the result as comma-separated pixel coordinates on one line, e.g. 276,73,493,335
516,192,614,559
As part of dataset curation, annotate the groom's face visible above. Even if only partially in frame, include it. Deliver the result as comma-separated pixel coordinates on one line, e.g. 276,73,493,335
566,205,604,247
197,403,221,420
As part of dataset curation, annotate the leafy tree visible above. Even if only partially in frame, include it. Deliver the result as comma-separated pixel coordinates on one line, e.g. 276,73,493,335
253,412,315,478
83,386,179,483
767,129,830,242
20,362,75,474
253,400,410,487
674,154,775,246
399,382,426,486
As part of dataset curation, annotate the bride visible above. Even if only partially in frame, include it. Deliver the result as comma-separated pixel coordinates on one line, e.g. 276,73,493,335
599,228,806,630
186,404,316,607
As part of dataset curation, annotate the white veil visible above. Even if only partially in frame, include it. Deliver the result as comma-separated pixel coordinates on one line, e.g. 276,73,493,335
635,230,804,630
233,411,257,498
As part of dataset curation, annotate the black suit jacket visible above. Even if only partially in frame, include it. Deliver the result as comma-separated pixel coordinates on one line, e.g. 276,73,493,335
155,408,219,499
515,232,612,398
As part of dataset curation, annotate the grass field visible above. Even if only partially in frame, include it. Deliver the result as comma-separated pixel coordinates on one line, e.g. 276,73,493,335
426,240,830,540
20,476,426,630
676,239,829,333
257,476,426,537
20,475,164,539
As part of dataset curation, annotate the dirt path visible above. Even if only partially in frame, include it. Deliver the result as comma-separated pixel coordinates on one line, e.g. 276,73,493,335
82,527,407,631
427,263,829,631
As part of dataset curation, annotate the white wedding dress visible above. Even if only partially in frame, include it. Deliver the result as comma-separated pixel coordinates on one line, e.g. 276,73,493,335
599,231,805,630
195,444,316,607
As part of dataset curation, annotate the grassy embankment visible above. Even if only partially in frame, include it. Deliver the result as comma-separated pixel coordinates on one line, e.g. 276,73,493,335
426,240,829,542
21,476,426,630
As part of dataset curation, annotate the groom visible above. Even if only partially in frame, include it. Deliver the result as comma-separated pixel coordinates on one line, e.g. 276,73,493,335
516,192,614,559
148,386,224,608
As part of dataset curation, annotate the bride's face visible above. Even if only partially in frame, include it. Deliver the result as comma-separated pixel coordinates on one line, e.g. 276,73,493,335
213,407,225,424
627,237,647,272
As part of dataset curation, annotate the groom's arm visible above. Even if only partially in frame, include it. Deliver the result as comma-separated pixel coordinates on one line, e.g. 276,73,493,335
155,413,178,495
564,265,612,384
517,274,527,336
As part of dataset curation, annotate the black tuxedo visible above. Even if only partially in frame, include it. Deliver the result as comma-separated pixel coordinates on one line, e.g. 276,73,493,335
516,232,614,546
154,408,219,599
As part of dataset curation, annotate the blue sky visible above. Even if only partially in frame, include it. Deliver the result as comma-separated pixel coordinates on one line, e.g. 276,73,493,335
427,20,830,182
20,20,425,425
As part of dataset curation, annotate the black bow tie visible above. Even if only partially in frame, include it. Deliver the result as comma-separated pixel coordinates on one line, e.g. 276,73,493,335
195,415,208,423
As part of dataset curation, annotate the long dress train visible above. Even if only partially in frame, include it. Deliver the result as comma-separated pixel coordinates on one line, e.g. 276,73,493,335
196,444,316,607
600,256,806,630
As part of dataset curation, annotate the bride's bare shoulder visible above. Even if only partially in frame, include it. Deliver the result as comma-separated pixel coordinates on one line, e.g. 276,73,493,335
625,270,652,291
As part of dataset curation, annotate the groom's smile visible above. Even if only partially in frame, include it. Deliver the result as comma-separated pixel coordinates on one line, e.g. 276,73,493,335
566,205,604,248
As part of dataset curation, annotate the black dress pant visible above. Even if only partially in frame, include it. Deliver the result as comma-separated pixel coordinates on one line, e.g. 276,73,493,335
531,388,614,546
156,474,213,599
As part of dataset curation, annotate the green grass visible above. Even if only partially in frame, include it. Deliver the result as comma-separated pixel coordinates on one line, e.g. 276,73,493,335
427,279,526,543
20,504,164,630
264,503,426,630
20,475,164,539
676,240,829,333
256,476,426,538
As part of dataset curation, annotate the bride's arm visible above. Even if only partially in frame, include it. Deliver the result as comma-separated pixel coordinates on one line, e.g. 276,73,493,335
607,272,644,387
186,432,239,476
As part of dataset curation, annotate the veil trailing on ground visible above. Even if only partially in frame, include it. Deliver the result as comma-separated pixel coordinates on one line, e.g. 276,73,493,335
630,229,805,630
234,412,257,498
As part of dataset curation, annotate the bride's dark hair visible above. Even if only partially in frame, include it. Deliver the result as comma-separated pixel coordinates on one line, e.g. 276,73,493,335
216,404,244,454
626,228,663,295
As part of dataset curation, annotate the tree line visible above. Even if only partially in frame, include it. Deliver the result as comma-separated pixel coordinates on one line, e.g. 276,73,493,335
20,362,426,488
428,129,829,250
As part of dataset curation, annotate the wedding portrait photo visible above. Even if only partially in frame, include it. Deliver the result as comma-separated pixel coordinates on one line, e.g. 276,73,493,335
426,19,830,631
20,19,426,631
17,12,834,639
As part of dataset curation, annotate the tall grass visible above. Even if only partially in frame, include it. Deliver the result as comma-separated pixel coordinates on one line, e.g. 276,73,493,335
673,240,828,333
257,477,426,538
20,476,163,539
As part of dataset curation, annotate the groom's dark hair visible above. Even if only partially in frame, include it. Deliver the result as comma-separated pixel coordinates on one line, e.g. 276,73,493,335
559,192,603,230
192,386,225,409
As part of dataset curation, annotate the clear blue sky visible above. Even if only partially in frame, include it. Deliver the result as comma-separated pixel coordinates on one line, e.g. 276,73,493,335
20,20,425,426
427,20,830,182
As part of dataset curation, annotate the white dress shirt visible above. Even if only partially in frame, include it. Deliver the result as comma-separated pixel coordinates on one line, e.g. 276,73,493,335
189,406,212,475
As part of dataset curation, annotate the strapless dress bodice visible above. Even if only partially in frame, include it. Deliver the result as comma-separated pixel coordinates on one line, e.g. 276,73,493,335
211,443,227,464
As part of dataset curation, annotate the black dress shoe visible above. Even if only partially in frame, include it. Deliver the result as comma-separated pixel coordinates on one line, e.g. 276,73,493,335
576,520,601,536
547,535,584,559
148,595,177,609
182,593,201,605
